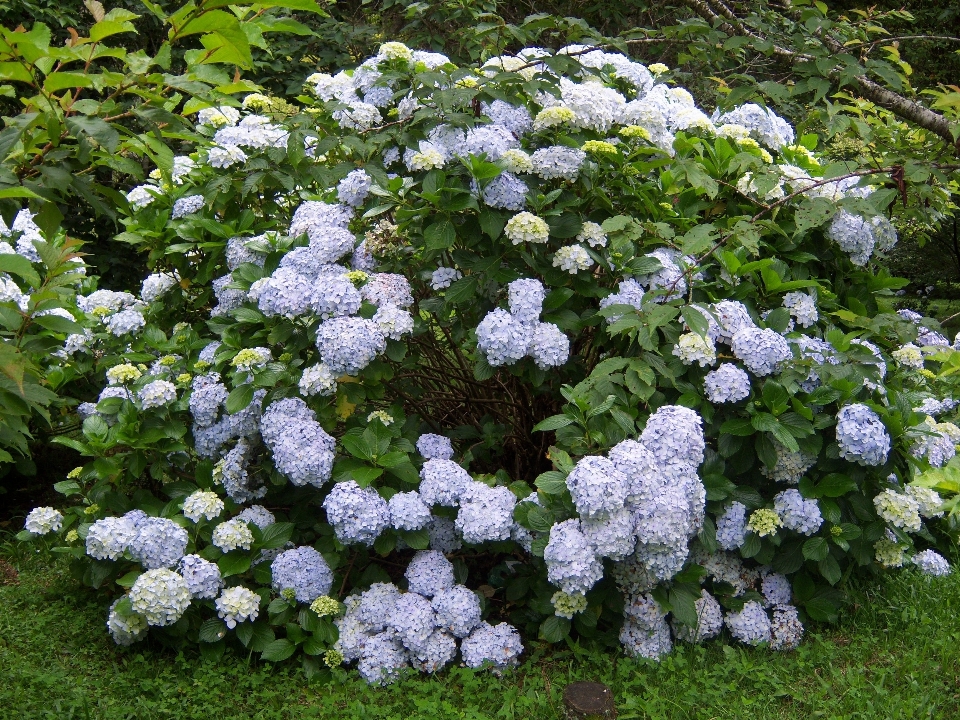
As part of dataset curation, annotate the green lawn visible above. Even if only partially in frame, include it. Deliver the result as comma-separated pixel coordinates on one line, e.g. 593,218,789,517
2,545,959,720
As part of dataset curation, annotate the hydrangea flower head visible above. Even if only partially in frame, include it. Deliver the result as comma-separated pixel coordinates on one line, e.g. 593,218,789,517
912,549,951,576
129,569,192,626
271,546,334,603
322,480,389,545
504,212,550,245
24,506,63,535
182,490,224,522
216,586,260,628
836,404,891,467
212,518,254,552
747,508,782,537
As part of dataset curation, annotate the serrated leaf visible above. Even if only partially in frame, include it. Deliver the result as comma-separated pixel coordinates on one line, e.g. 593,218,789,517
538,615,570,643
802,537,829,561
199,618,229,643
535,470,568,495
261,638,297,662
225,384,254,414
533,414,575,432
218,551,251,577
259,522,294,550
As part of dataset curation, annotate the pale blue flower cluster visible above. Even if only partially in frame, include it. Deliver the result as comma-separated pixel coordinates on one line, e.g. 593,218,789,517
171,194,205,219
259,398,335,487
237,505,275,529
530,146,586,180
107,598,148,646
479,172,528,210
716,501,747,550
732,327,791,376
315,316,387,375
703,363,751,404
419,458,472,507
761,572,792,607
673,589,723,643
416,433,454,460
431,267,461,291
388,491,432,531
476,279,568,369
599,279,645,323
724,600,771,645
456,483,517,544
826,209,898,266
912,549,951,576
271,546,334,602
337,169,373,207
713,103,795,150
620,593,672,660
178,554,223,599
836,403,891,466
773,489,823,535
24,506,63,535
129,517,189,569
322,480,390,545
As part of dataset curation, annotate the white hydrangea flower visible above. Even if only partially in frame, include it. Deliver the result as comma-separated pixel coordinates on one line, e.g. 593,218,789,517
504,212,550,245
182,490,224,522
552,245,593,274
673,332,717,367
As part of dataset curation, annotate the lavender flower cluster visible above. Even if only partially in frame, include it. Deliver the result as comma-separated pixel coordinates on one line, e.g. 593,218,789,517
334,551,522,684
476,278,569,369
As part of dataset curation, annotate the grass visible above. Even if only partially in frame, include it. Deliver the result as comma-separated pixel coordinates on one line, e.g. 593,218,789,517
2,545,960,720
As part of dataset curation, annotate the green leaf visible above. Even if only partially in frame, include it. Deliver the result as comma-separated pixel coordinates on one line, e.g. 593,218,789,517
720,418,755,436
818,554,842,585
668,585,700,628
199,618,229,643
116,570,141,588
533,414,575,432
535,470,568,495
802,537,829,562
33,314,84,335
423,220,456,250
812,473,858,498
804,596,839,623
53,480,81,496
402,528,430,550
794,197,836,235
259,522,294,550
261,638,297,662
218,551,251,577
65,116,120,153
225,385,254,414
741,533,761,558
444,275,478,305
538,615,570,643
0,254,41,288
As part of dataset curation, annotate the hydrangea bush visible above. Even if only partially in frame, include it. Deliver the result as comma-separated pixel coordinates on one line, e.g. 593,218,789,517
18,41,960,681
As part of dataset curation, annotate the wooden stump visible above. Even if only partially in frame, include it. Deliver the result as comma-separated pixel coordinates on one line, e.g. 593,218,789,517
562,681,617,719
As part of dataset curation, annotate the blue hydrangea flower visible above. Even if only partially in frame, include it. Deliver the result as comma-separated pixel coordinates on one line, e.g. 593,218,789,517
725,600,771,646
431,585,482,638
456,483,516,544
271,546,334,603
836,404,891,467
460,621,523,670
716,501,747,550
416,433,454,460
732,327,791,376
129,517,189,569
337,169,373,207
322,480,389,546
704,363,751,403
178,554,223,599
316,316,386,375
773,489,823,535
388,491,432,531
544,519,603,595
